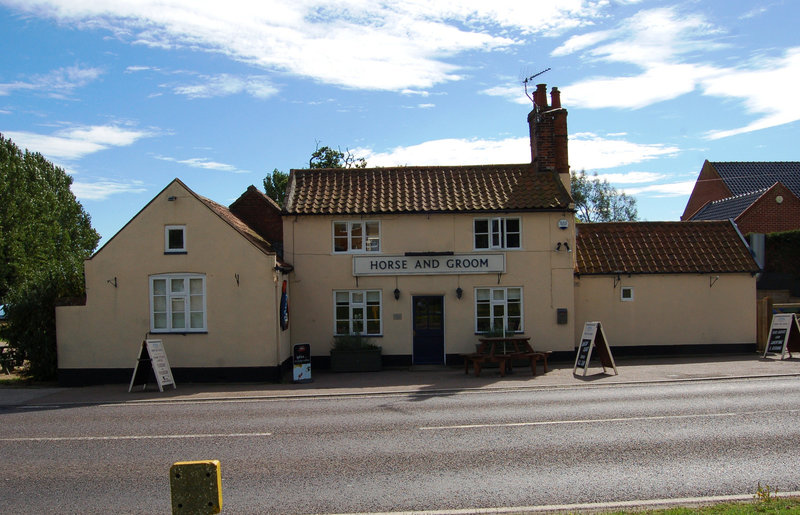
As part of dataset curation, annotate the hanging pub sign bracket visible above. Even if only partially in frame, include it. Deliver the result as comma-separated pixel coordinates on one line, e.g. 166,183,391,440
573,321,618,376
129,339,176,392
763,313,800,360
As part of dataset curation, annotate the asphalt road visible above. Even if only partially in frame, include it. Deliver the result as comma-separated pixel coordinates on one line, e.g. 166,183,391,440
1,376,799,514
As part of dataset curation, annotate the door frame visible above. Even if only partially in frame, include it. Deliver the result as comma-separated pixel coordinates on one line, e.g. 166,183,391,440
412,295,446,365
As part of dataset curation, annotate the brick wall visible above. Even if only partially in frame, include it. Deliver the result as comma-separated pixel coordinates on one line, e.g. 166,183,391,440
737,183,800,234
682,161,732,220
528,84,569,178
229,186,283,245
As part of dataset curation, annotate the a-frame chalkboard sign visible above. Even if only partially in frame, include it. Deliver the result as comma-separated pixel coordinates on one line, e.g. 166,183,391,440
763,313,800,360
574,321,618,376
129,339,176,392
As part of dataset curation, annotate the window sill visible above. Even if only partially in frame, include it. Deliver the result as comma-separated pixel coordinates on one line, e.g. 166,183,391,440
164,251,188,255
150,331,208,335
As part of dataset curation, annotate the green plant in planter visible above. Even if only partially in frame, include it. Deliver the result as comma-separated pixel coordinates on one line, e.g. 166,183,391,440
331,333,380,351
330,333,382,372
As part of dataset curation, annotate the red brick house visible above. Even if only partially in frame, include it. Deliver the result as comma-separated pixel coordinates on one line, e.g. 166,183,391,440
682,161,800,234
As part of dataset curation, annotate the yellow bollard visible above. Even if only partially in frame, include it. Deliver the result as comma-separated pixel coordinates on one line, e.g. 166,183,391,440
170,460,222,514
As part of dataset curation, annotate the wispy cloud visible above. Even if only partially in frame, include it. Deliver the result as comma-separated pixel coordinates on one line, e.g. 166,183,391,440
3,125,155,161
624,181,696,197
172,74,278,99
154,155,249,174
569,132,680,171
2,1,607,91
0,65,102,98
71,179,148,201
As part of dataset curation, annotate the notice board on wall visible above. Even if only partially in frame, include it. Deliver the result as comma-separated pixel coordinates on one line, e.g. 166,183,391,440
573,321,618,376
763,313,800,360
129,339,176,392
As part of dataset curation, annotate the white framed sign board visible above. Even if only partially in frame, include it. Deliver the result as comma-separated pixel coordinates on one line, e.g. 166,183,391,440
129,339,176,392
574,321,618,376
763,313,800,360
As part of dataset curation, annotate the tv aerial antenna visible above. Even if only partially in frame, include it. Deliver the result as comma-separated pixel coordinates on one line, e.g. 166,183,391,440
522,67,551,104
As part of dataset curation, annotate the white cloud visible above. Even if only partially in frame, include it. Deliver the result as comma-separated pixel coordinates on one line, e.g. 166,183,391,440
623,181,696,197
173,74,278,99
569,132,680,170
154,155,249,174
2,1,606,91
71,179,148,201
594,171,666,184
0,65,102,97
356,131,679,170
3,125,154,161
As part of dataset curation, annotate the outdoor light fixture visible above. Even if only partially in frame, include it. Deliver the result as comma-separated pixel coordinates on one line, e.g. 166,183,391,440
456,287,463,299
556,242,562,251
167,196,177,201
394,288,400,300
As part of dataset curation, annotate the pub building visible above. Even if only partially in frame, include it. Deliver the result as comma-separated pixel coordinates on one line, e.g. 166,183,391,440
55,85,759,384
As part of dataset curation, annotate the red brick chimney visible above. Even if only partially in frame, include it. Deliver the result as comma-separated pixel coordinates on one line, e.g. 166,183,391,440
528,84,570,193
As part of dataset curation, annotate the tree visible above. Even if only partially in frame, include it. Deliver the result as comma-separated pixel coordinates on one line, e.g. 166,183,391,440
309,144,367,169
263,143,367,205
571,169,638,222
0,133,99,379
263,169,289,207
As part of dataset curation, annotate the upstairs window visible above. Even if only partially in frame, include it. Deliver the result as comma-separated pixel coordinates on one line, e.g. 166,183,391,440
165,225,186,253
474,218,520,250
333,221,380,253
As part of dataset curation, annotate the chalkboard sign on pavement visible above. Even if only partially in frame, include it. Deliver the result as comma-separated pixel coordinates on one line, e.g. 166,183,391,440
129,339,176,392
573,321,618,376
763,313,800,360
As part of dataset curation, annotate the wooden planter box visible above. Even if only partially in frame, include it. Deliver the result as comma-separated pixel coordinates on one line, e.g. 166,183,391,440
330,347,382,372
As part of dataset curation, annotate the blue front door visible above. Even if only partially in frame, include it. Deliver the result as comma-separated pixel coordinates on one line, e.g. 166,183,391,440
413,296,445,365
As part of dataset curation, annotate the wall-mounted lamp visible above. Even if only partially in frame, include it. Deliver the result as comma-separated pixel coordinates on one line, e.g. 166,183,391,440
556,242,571,252
394,288,400,300
556,242,562,251
710,275,719,288
107,277,117,288
564,242,571,253
167,196,177,201
456,287,463,299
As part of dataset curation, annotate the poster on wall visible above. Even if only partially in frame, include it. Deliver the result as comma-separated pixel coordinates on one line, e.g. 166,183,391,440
129,339,176,392
573,321,618,376
763,313,800,360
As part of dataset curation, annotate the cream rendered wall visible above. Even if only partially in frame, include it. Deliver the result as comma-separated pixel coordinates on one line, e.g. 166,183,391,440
283,211,576,358
56,181,282,370
574,273,756,348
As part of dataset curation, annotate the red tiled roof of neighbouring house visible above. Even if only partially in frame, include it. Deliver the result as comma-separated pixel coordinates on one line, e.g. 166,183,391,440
283,164,572,215
576,221,760,275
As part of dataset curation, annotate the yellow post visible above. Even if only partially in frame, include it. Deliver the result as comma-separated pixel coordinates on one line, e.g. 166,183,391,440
170,460,222,514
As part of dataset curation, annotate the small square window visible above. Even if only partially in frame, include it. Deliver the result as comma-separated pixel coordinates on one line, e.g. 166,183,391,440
621,286,634,302
165,225,186,253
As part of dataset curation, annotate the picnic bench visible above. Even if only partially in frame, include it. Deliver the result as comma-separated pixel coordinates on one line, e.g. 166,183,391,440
460,336,551,377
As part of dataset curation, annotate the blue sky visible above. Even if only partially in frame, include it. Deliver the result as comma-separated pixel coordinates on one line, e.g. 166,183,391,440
2,0,798,246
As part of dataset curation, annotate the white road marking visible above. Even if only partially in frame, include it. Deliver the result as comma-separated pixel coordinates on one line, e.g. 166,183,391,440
328,491,800,514
420,408,800,430
0,432,272,442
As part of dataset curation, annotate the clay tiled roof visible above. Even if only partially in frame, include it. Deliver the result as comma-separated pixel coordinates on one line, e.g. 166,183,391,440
283,164,572,215
712,161,800,198
691,188,768,221
576,221,759,275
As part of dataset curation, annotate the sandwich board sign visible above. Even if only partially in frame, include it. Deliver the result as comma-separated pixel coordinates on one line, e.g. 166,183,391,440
129,339,176,392
574,321,618,376
763,313,800,360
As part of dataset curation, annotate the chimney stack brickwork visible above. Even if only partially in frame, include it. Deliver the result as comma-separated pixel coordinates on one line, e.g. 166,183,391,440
528,84,570,194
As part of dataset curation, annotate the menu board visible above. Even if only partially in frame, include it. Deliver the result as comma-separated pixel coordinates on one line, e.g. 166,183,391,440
763,314,800,360
129,339,176,392
574,321,618,376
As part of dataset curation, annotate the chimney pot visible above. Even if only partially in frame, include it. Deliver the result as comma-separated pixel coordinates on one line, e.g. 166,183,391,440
535,84,548,108
550,87,561,109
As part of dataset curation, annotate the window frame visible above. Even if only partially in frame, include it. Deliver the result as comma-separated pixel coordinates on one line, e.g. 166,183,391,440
621,286,634,302
474,286,523,334
165,225,187,253
149,273,207,333
333,289,383,336
332,221,381,254
473,217,521,250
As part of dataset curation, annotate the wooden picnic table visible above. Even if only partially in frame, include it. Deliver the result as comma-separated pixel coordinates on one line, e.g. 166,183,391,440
460,336,550,377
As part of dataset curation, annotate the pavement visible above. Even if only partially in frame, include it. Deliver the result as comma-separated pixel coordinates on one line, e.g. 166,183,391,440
2,353,800,408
